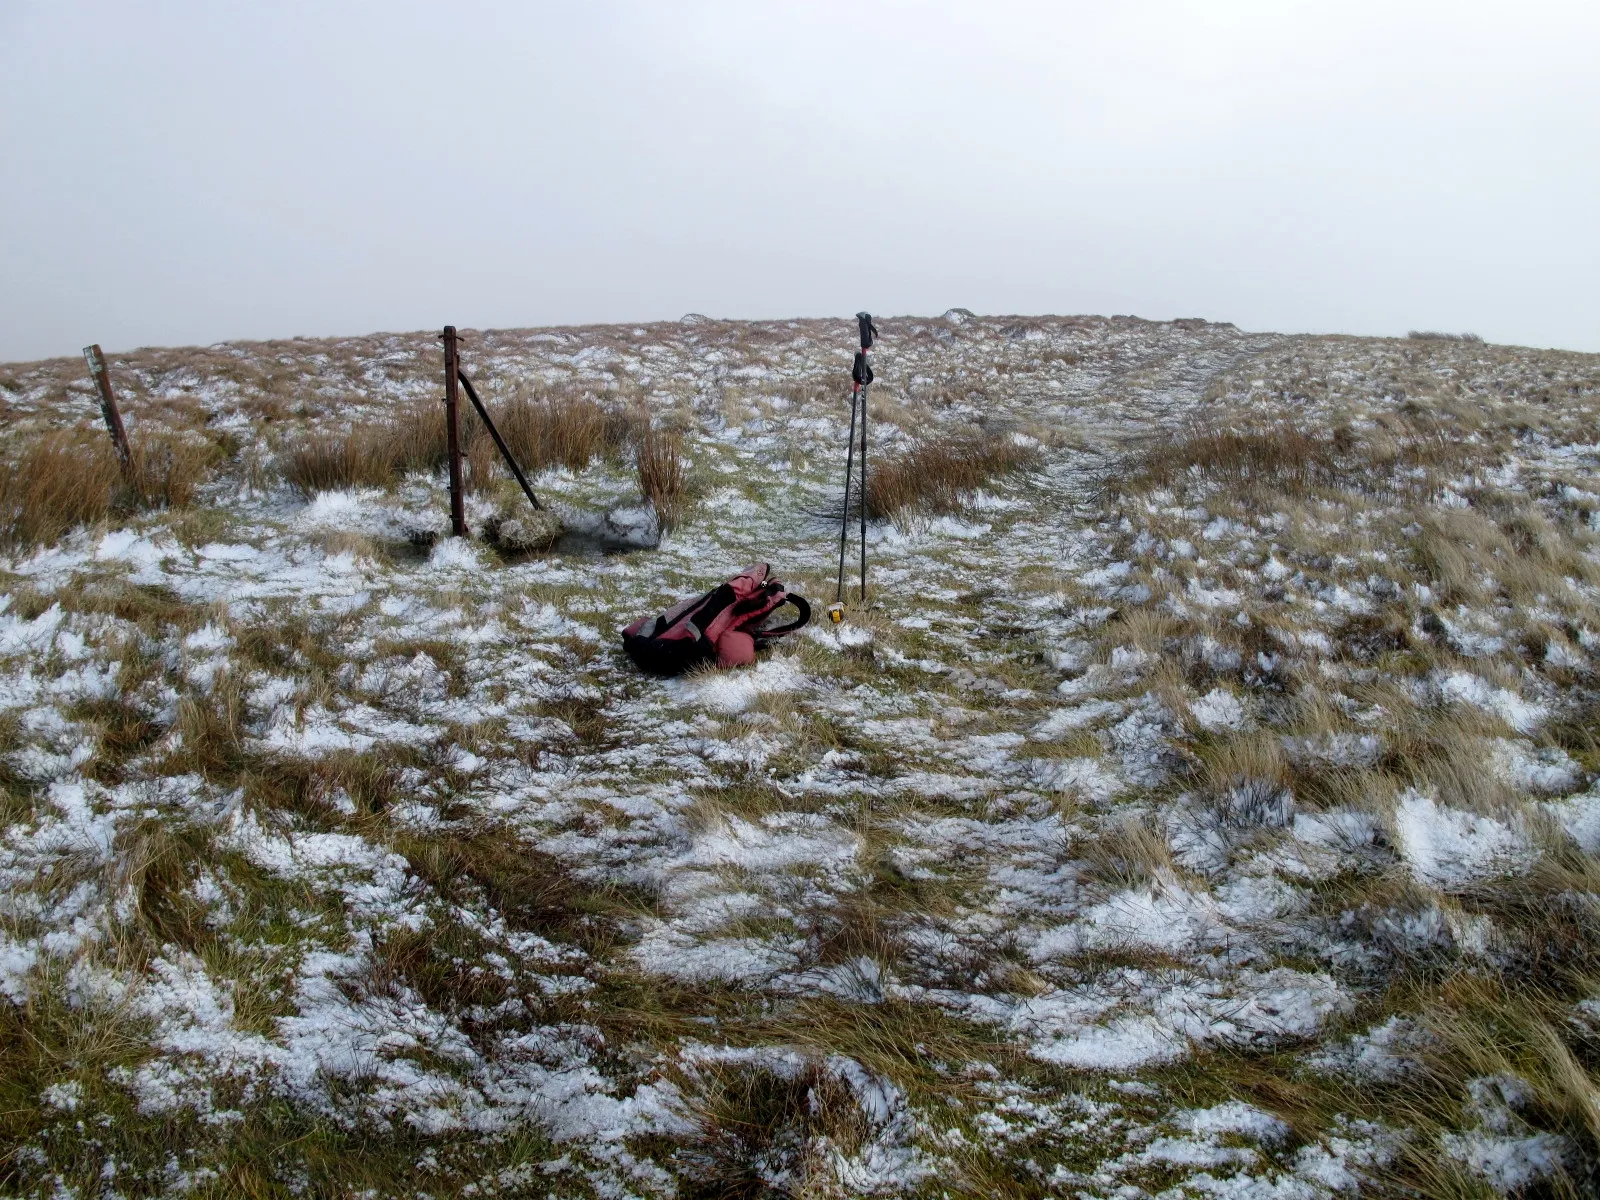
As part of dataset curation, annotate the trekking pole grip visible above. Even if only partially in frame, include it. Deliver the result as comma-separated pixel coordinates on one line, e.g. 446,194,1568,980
856,312,877,351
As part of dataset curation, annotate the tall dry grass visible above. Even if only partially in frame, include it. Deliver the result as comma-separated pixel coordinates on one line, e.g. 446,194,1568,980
124,435,221,509
863,429,1039,522
1131,413,1476,502
282,398,447,493
634,421,685,531
495,392,628,474
1135,422,1340,495
281,429,385,494
0,430,219,549
0,432,115,548
283,390,627,495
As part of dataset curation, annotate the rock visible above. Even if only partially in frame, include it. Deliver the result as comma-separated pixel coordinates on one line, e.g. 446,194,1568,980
487,509,564,552
603,504,660,549
547,502,660,552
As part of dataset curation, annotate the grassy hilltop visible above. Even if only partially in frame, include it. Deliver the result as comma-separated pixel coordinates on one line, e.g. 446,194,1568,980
3,314,1600,1197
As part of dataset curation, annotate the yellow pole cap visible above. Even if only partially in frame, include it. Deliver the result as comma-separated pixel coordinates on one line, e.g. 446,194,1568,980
827,603,845,624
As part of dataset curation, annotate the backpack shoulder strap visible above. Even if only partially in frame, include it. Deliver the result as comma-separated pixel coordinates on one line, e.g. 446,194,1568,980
753,594,810,639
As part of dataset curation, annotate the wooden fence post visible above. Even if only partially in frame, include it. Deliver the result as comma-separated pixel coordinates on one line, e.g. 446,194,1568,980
82,344,133,476
441,326,467,538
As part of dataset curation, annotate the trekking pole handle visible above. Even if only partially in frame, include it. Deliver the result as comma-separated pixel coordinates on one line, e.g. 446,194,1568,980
856,312,877,351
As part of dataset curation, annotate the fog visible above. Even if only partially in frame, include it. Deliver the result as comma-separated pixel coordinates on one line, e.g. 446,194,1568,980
2,0,1596,361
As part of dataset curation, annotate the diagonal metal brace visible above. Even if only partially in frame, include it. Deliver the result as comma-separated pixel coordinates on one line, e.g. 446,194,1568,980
456,370,543,512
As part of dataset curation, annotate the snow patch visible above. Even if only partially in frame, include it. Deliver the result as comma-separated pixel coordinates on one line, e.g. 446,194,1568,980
429,537,488,572
668,656,807,715
1191,688,1250,733
1544,788,1600,853
1436,671,1548,734
1393,789,1536,889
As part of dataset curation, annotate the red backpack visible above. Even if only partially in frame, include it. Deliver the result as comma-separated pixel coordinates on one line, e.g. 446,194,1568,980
622,564,811,676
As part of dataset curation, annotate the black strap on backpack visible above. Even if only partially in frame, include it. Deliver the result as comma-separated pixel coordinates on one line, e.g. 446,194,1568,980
754,595,811,640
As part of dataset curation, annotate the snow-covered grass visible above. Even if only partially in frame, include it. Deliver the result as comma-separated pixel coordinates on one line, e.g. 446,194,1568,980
3,313,1600,1197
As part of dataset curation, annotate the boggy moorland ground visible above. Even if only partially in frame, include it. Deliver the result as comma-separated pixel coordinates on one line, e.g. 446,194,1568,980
3,313,1600,1198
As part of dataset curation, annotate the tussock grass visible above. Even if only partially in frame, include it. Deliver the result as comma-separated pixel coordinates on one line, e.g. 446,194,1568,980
684,781,798,828
70,691,164,785
0,712,28,823
0,966,156,1189
282,398,447,493
1415,503,1600,605
1099,345,1600,1190
0,431,115,547
495,389,628,473
1102,609,1181,656
1078,814,1180,887
1135,421,1339,495
869,429,1039,520
836,427,1039,524
1376,975,1600,1198
283,388,630,496
634,419,686,531
462,428,499,495
7,318,1600,1193
113,816,217,959
673,1055,872,1196
0,961,563,1197
397,822,622,951
1131,410,1479,504
123,433,220,510
0,429,220,548
163,676,249,785
1194,732,1292,811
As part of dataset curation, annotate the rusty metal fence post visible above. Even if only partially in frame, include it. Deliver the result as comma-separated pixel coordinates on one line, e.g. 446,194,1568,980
82,344,133,477
441,326,467,538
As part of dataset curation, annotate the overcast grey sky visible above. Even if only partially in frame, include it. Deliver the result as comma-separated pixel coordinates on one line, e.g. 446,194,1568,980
2,1,1597,362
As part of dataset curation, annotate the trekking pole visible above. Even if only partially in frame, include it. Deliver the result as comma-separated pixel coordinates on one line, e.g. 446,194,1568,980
834,388,859,614
857,311,874,604
829,312,878,623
